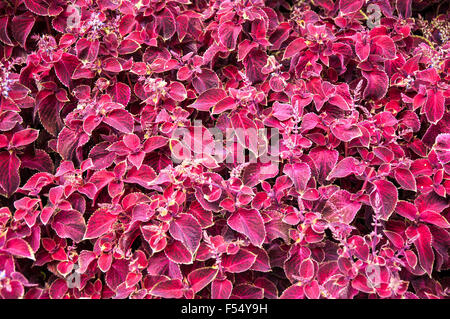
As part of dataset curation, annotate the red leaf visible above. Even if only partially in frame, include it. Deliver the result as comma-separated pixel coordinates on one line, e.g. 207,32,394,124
339,0,364,14
107,82,131,106
283,38,307,59
309,147,339,183
383,230,405,249
327,157,365,180
0,17,13,46
51,210,86,243
105,259,128,291
396,0,412,18
227,208,266,247
394,168,417,191
322,189,362,224
56,127,82,160
169,214,202,254
76,38,100,62
424,89,445,124
150,279,184,299
10,129,39,148
165,240,193,264
3,238,35,260
370,180,398,220
230,112,259,156
304,280,320,299
283,162,311,192
0,151,21,197
49,279,68,299
211,279,233,299
104,109,134,133
54,53,80,87
299,258,315,281
218,22,242,50
37,93,64,136
331,120,362,142
233,284,263,299
212,97,237,114
187,267,219,293
395,200,418,221
23,0,48,16
419,211,450,229
244,49,268,83
167,82,187,102
222,249,257,273
434,133,450,165
0,111,23,131
11,13,35,48
280,284,304,299
156,8,176,39
117,39,140,55
84,209,117,239
188,88,227,112
362,70,389,100
406,225,434,277
124,165,156,189
248,247,271,272
192,69,220,94
372,36,396,60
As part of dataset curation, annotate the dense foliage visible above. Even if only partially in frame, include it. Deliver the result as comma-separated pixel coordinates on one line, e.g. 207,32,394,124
0,0,449,299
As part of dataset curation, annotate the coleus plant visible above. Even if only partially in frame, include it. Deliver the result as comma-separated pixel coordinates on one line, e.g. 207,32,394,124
0,0,449,299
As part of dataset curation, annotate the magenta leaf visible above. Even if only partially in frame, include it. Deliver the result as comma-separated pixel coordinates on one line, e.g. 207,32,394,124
54,53,80,87
187,267,219,293
188,88,227,112
11,13,35,48
23,0,48,16
218,22,242,50
322,190,362,224
309,147,339,183
370,180,398,220
2,238,35,260
424,88,445,124
150,279,184,299
104,109,134,133
51,210,86,243
84,209,117,239
169,214,202,254
165,240,193,264
419,211,450,229
37,93,64,136
280,284,304,299
283,38,307,59
283,162,311,192
362,70,389,100
327,157,365,180
10,129,39,148
394,168,417,192
339,0,364,14
222,249,257,273
107,82,131,106
49,279,68,299
155,8,176,40
227,208,266,247
211,279,233,299
406,225,434,277
244,49,268,83
0,151,21,197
